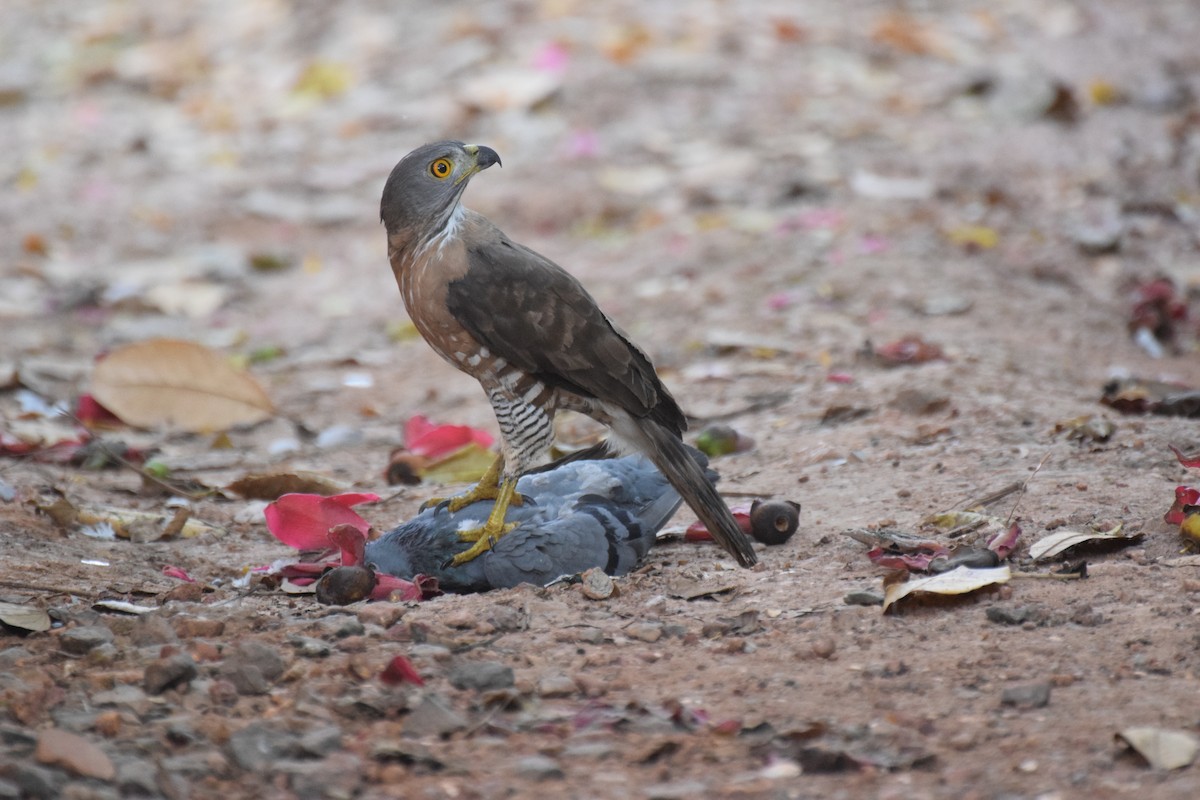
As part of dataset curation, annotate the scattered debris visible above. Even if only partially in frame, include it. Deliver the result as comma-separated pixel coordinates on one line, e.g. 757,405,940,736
1117,727,1199,770
228,470,350,500
748,500,801,545
0,601,51,633
579,567,617,600
1029,523,1140,560
1101,378,1200,417
90,338,274,432
1052,414,1116,444
882,566,1011,612
865,336,947,367
694,424,754,457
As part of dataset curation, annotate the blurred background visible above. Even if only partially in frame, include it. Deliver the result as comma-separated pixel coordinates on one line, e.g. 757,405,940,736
2,0,1199,443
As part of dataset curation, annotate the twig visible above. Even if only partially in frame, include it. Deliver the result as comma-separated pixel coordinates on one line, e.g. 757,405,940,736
1005,449,1053,527
59,411,211,501
962,481,1024,510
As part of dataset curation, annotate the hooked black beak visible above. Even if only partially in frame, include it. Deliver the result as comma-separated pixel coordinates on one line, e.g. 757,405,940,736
465,144,502,170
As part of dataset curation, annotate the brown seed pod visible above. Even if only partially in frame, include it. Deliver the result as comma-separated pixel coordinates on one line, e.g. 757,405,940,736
749,499,801,545
315,565,377,605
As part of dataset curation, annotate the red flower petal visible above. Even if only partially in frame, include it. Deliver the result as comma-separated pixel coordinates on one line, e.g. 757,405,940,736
1170,444,1200,470
404,415,494,460
1165,485,1200,525
328,523,367,566
161,565,195,582
684,507,752,542
264,492,380,550
380,654,425,686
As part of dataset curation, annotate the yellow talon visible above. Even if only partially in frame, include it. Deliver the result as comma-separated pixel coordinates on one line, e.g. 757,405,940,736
449,475,521,566
420,455,526,513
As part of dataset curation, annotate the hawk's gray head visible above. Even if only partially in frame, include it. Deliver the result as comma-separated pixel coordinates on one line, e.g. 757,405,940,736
380,141,501,238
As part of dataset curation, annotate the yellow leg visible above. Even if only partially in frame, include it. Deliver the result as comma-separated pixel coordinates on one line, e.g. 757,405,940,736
450,477,521,566
421,455,524,513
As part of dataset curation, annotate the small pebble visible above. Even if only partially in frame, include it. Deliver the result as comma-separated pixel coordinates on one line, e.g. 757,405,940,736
143,653,198,695
1001,682,1052,709
579,568,616,600
515,754,564,781
448,660,514,692
60,626,114,656
172,617,225,638
537,672,578,698
357,603,405,630
844,590,884,607
810,637,836,659
34,728,115,780
627,622,663,643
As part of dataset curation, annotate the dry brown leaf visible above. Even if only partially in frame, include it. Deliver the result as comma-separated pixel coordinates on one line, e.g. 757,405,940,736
1117,727,1199,770
91,339,273,433
882,566,1010,612
0,601,51,632
227,470,349,500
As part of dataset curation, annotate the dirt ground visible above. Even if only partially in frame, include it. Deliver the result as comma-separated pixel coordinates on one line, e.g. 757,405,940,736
3,0,1200,797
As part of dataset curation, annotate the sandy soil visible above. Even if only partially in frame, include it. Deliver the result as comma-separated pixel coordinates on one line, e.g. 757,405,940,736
3,1,1200,798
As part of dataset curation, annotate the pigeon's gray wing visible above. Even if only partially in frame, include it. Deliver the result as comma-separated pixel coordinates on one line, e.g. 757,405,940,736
480,477,681,589
363,453,714,593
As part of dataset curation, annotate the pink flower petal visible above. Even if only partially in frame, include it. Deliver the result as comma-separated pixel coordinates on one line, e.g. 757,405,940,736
532,41,570,73
328,523,367,566
161,565,195,582
404,415,494,460
264,492,380,550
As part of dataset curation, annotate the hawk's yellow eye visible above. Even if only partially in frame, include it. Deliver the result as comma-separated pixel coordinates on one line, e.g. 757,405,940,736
430,158,453,179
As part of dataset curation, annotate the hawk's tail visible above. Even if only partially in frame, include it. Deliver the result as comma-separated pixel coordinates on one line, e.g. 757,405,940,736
632,419,759,567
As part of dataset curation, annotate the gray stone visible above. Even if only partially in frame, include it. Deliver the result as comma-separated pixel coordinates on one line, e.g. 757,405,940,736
222,640,286,695
115,759,159,796
0,646,33,669
226,723,296,772
844,590,884,607
627,622,663,643
278,753,362,799
402,694,467,738
514,754,564,780
86,643,120,666
644,781,710,799
92,685,150,714
60,626,115,655
986,605,1029,626
130,614,178,646
296,725,344,758
448,660,514,692
1001,682,1051,709
314,615,364,638
537,672,577,698
159,751,228,778
9,763,65,800
289,636,332,658
143,653,198,695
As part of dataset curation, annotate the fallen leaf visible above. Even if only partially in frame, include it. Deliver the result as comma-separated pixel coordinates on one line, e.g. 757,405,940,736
882,566,1010,612
263,492,380,550
1117,727,1199,770
945,225,999,250
1029,523,1138,560
90,339,273,433
420,442,497,484
227,470,349,500
0,601,51,632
